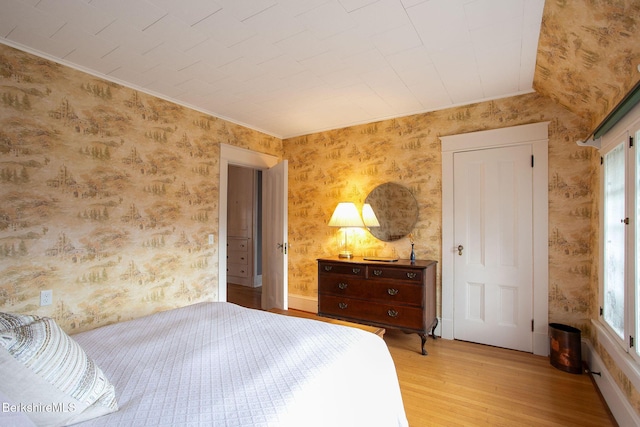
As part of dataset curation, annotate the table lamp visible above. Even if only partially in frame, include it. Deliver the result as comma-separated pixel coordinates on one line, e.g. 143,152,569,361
328,202,364,258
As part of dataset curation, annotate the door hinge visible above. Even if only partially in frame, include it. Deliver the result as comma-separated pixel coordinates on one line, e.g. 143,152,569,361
600,306,603,316
531,155,534,168
531,319,534,332
630,136,634,148
600,156,604,165
631,336,635,348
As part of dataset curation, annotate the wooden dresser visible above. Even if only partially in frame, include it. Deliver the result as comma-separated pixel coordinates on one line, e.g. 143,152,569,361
227,237,251,285
317,256,438,355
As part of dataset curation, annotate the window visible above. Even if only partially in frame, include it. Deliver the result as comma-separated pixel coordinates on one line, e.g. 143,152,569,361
603,142,626,338
600,103,640,362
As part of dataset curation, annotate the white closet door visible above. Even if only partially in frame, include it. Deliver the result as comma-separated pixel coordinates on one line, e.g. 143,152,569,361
453,144,533,352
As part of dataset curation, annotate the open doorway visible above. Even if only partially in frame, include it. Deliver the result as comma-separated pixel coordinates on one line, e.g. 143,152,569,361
218,144,287,311
227,165,262,309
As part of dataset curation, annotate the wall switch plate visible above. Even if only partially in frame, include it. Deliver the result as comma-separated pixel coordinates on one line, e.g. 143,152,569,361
40,290,53,306
208,234,214,245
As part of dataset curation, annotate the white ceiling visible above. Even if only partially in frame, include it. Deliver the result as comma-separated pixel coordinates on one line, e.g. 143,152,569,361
0,0,545,138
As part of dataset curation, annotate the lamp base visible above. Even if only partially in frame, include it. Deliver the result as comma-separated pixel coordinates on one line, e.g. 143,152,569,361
338,251,353,259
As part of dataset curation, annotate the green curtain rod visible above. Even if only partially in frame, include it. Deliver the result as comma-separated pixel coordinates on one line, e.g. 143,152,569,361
594,78,640,139
581,79,640,147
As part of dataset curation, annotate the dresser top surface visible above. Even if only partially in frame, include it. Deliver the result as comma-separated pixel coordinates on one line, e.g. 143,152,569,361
317,256,436,268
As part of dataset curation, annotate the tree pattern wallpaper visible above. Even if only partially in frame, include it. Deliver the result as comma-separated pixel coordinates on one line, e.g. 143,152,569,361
534,0,640,130
1,0,640,416
284,93,593,331
0,43,281,332
284,0,640,413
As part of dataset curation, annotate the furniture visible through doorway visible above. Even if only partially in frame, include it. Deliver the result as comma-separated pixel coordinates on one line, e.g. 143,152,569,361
227,165,260,287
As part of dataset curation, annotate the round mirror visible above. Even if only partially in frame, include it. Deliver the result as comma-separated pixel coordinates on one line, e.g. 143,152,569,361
364,183,418,242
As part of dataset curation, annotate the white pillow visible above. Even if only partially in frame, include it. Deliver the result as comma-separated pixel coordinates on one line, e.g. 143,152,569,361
0,313,118,426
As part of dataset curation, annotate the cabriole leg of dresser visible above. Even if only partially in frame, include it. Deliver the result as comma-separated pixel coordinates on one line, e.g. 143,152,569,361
420,334,427,355
431,318,439,339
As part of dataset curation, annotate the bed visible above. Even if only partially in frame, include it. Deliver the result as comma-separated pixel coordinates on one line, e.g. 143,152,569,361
1,302,408,427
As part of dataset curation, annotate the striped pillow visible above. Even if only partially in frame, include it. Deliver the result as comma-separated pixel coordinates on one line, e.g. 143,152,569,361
0,313,118,426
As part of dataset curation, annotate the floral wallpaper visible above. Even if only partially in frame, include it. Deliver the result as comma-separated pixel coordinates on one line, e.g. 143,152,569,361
0,43,281,332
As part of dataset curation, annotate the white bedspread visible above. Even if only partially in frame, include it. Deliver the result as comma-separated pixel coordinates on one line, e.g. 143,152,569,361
72,302,408,427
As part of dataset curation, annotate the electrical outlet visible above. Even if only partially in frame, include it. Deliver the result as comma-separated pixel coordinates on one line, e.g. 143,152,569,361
40,290,52,306
208,234,214,245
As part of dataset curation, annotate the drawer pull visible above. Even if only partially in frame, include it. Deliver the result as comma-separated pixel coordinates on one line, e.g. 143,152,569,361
387,288,399,296
387,309,399,318
323,265,333,272
373,269,383,276
406,272,417,279
337,282,348,290
338,302,348,310
352,268,361,274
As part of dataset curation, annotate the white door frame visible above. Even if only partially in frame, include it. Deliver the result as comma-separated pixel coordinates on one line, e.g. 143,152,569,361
219,144,279,302
441,122,549,356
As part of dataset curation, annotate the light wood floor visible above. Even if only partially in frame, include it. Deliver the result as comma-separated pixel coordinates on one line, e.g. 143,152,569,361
227,284,617,426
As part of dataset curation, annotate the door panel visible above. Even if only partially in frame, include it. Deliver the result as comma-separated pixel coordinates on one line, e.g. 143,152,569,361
453,145,533,352
262,160,288,310
466,282,485,322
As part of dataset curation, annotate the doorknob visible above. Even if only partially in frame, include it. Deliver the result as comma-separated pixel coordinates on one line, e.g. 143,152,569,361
457,245,464,256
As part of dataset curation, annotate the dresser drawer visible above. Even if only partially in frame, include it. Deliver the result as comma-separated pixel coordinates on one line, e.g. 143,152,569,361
319,276,423,306
368,281,423,306
228,238,249,251
318,262,366,277
227,263,249,277
367,266,423,283
319,276,369,297
228,251,248,265
319,295,424,331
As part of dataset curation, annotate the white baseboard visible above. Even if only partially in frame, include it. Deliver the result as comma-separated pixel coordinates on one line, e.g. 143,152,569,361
583,338,640,426
533,331,549,357
441,317,454,340
288,294,317,313
253,275,262,287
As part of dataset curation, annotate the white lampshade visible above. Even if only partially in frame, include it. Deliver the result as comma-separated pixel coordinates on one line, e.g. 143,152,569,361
362,203,380,227
328,202,363,258
328,202,364,228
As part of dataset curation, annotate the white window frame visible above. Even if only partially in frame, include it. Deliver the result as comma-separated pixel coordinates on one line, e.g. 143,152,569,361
599,101,640,366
